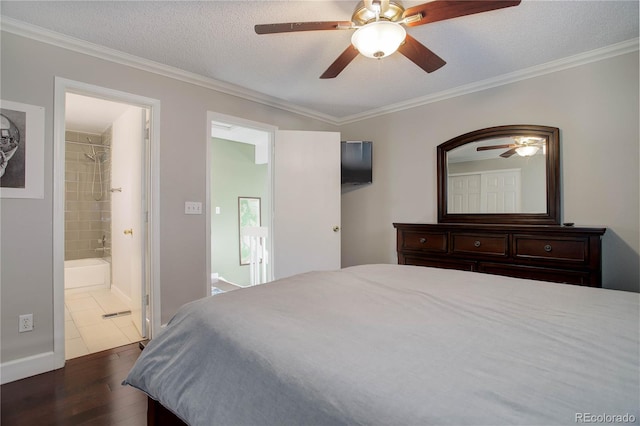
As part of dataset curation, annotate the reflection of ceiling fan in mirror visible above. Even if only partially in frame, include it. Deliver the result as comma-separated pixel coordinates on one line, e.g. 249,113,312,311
255,0,521,79
476,136,546,158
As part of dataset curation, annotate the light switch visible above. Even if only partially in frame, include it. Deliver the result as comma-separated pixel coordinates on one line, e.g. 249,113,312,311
185,201,202,215
215,206,221,214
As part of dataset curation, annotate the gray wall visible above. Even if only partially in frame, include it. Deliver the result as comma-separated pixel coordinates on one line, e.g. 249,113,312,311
0,31,337,363
340,51,639,293
211,138,268,286
1,29,638,369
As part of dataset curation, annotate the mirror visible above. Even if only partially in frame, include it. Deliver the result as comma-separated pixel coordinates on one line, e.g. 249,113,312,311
437,125,560,225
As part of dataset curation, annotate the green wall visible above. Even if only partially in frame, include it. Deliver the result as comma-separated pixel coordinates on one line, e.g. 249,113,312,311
211,138,268,286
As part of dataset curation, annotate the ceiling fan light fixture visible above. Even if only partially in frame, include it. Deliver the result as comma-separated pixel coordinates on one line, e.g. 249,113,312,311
515,145,539,157
351,21,406,59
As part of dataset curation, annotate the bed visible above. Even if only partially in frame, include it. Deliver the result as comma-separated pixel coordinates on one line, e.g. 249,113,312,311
124,264,639,425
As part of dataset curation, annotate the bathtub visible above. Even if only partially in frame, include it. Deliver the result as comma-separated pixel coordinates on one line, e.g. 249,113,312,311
64,258,111,290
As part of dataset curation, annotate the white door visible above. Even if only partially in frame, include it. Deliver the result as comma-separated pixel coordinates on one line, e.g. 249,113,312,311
273,130,341,279
111,106,146,337
448,174,481,213
481,170,521,213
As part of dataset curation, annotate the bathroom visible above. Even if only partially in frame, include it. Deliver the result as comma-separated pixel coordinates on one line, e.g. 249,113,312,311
64,93,147,359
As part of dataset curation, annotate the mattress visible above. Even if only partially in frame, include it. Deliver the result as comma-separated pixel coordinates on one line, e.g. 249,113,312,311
124,264,639,425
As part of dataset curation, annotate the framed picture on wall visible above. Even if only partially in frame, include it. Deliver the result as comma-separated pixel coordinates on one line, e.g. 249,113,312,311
239,196,261,265
0,100,45,199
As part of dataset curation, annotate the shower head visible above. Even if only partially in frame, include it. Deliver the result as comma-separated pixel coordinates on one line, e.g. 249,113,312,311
85,146,106,162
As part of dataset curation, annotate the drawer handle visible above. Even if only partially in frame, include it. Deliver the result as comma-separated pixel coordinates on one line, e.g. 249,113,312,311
544,244,552,252
419,238,427,244
474,240,481,248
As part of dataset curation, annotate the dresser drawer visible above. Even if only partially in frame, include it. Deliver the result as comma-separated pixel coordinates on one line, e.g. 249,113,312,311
401,231,447,252
478,262,594,286
394,223,605,288
451,233,508,256
514,236,587,263
403,255,475,271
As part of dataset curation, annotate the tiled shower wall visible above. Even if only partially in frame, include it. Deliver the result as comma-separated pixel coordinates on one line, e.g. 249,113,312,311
65,130,112,261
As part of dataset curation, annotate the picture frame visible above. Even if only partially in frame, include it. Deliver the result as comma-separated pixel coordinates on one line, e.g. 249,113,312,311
0,100,45,199
238,197,261,265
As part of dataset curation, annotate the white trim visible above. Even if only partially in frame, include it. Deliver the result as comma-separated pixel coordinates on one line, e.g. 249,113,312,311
53,78,162,367
53,81,67,371
206,112,277,295
1,17,637,126
111,284,132,306
0,351,57,385
148,95,162,341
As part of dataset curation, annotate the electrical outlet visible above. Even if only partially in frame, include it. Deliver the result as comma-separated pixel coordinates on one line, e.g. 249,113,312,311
19,314,33,333
184,201,202,215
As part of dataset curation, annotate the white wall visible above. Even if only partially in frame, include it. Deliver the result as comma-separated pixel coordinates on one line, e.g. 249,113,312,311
340,51,639,292
108,105,147,336
110,106,143,304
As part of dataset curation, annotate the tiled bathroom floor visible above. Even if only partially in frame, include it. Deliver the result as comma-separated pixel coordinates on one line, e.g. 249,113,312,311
65,288,143,359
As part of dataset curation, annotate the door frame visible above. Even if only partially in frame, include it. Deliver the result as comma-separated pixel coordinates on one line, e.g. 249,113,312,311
206,111,276,293
53,77,161,367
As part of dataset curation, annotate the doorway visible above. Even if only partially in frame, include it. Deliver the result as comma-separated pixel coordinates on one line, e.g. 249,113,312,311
53,78,161,366
63,93,146,359
207,114,274,292
206,112,342,295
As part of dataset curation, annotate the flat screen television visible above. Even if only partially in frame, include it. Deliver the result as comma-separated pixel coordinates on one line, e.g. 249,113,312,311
341,141,372,186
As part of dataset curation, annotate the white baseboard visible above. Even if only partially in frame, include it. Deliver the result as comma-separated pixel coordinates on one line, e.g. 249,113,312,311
0,351,61,384
110,284,132,307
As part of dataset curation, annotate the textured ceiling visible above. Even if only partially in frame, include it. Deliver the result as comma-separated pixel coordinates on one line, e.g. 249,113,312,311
1,1,638,122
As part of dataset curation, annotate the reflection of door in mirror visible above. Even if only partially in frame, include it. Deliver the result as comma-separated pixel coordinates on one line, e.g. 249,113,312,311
446,140,546,214
448,169,522,213
448,173,480,213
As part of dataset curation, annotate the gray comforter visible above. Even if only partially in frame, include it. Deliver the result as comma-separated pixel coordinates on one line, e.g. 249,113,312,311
124,264,639,425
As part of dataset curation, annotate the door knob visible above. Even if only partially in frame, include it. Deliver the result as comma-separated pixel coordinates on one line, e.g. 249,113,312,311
124,229,133,236
333,226,340,232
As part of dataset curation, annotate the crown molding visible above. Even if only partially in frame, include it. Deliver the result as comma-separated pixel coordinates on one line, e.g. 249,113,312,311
337,38,639,125
0,17,340,125
2,17,637,127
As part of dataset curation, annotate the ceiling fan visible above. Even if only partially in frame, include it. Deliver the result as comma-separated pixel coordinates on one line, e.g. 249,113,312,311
476,136,546,158
255,0,521,79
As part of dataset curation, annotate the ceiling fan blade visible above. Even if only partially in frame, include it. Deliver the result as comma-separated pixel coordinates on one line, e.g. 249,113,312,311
500,148,518,158
320,45,359,79
397,34,446,73
477,144,516,151
255,21,354,34
403,0,521,27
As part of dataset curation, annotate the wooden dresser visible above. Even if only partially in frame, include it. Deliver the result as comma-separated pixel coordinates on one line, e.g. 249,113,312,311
393,223,606,287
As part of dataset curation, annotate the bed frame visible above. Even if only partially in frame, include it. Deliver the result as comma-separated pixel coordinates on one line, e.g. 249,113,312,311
147,397,187,425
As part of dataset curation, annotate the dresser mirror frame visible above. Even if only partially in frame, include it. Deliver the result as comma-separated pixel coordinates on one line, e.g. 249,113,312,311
437,125,561,225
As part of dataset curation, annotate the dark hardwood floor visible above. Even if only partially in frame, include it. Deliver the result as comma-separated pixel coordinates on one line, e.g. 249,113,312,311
1,343,147,425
